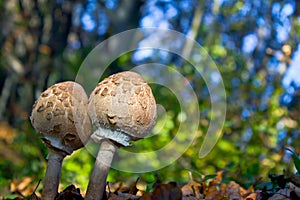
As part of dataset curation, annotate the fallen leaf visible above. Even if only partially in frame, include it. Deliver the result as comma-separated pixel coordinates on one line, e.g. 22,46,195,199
181,180,203,199
10,177,37,197
267,188,290,200
225,181,242,200
244,192,257,200
205,179,219,199
55,184,84,200
142,182,182,200
285,172,300,187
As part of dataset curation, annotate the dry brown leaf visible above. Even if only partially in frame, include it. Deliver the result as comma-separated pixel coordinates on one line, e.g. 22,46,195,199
267,193,290,200
106,180,144,199
10,177,37,197
181,184,194,197
244,192,257,200
225,181,242,200
17,177,32,191
239,186,248,197
215,171,224,185
141,182,182,200
216,183,227,199
246,185,255,194
285,173,300,187
181,180,203,199
10,179,18,192
267,188,290,200
108,182,125,192
205,179,219,199
289,182,300,198
202,171,225,199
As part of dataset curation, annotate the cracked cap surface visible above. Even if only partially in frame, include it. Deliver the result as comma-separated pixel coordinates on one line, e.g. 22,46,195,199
88,71,157,142
30,81,92,154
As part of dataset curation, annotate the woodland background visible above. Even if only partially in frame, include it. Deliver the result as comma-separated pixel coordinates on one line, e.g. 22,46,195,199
0,0,300,197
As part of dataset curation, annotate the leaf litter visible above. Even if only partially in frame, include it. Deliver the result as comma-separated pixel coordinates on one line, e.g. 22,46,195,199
3,169,300,200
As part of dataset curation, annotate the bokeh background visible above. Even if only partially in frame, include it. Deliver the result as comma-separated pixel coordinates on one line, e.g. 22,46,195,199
1,0,300,196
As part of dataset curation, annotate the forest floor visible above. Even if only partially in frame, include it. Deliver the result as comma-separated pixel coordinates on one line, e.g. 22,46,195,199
4,170,300,200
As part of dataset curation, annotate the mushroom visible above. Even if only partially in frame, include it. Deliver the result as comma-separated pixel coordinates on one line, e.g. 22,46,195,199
30,81,91,200
85,71,157,200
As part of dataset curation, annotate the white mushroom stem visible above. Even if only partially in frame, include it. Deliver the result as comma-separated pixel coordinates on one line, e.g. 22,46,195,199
86,71,157,200
42,150,66,200
85,139,117,200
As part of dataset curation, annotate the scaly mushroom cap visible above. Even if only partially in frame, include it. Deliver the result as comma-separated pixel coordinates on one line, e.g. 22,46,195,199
88,71,157,142
30,81,92,155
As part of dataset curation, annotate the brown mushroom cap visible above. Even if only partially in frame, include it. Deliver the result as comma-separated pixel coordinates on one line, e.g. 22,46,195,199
88,71,157,143
30,81,92,155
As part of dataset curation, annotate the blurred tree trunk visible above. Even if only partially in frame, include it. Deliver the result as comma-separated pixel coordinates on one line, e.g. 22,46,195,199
0,0,143,125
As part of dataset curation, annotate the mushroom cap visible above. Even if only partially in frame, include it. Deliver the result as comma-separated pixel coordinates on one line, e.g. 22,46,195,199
30,81,92,155
88,71,157,141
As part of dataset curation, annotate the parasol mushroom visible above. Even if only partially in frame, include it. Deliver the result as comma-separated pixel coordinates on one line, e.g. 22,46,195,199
30,81,91,200
85,71,157,200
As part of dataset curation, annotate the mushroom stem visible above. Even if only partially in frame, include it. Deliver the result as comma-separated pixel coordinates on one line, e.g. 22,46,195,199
42,151,66,200
85,139,117,200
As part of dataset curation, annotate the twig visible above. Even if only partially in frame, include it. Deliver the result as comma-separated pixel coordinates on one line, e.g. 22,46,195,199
29,179,41,200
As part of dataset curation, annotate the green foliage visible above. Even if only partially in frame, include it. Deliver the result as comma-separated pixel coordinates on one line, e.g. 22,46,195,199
60,149,94,191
